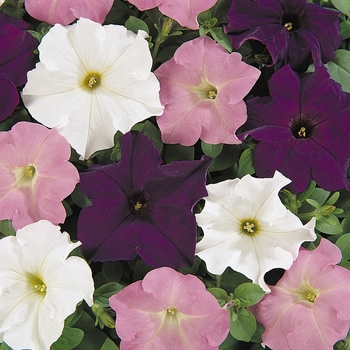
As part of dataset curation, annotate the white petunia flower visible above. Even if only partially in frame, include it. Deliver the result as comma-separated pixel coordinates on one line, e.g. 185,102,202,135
195,171,316,292
0,220,94,350
22,18,164,159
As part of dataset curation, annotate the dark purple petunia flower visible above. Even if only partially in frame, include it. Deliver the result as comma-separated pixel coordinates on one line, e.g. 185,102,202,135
77,131,211,269
226,0,342,72
0,13,37,121
239,65,350,193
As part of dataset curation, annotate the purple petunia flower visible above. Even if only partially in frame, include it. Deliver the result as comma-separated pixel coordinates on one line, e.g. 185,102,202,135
77,131,211,269
0,13,37,120
226,0,342,72
239,65,350,193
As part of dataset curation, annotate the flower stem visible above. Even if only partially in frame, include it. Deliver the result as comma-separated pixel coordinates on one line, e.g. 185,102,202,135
152,17,174,62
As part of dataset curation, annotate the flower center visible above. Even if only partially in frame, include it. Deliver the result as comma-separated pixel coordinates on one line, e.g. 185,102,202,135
128,191,147,215
282,13,300,32
82,72,101,90
290,115,317,139
167,307,177,315
241,219,259,235
191,80,218,101
27,273,47,295
207,89,217,100
13,164,37,188
283,22,293,31
293,283,319,304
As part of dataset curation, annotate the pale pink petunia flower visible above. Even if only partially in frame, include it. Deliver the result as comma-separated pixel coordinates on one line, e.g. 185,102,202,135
155,36,261,146
0,122,79,230
127,0,217,29
109,266,230,349
250,238,350,350
25,0,113,25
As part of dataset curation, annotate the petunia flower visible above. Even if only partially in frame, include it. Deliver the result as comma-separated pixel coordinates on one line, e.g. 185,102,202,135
155,36,260,146
226,0,342,72
0,12,37,121
77,131,211,269
195,171,316,292
250,238,350,350
126,0,217,30
109,266,230,349
25,0,114,25
22,18,163,159
0,121,79,230
239,65,350,193
0,220,94,350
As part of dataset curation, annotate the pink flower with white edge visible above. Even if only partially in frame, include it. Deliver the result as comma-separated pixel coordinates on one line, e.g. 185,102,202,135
109,266,230,349
155,36,260,146
127,0,217,29
0,122,79,230
25,0,114,25
250,239,350,350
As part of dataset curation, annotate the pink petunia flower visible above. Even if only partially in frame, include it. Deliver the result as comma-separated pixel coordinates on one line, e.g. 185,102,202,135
25,0,114,25
155,36,260,146
250,239,350,350
0,122,79,230
109,266,230,349
127,0,217,29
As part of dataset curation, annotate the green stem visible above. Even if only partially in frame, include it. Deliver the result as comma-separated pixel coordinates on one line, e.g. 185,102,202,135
152,17,174,62
216,275,222,288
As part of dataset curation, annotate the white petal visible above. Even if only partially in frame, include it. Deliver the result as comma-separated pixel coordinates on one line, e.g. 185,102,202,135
22,18,163,159
196,173,316,292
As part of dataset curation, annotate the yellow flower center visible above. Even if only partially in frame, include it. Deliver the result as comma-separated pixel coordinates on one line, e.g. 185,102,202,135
241,219,259,235
284,22,293,31
13,164,37,188
207,89,217,99
293,283,319,304
298,126,307,138
167,307,177,315
34,284,47,293
27,273,47,295
134,201,143,211
82,72,101,90
191,80,218,101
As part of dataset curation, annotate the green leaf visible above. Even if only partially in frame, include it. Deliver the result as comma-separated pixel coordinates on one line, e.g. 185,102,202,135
306,198,320,209
209,27,233,52
71,184,92,208
0,343,12,350
73,328,118,350
65,302,84,327
220,269,251,293
207,287,229,306
0,219,15,237
142,120,163,154
100,337,120,350
102,262,123,283
326,49,350,93
73,310,95,333
50,327,84,350
331,0,350,17
325,192,340,206
94,282,125,308
163,144,195,163
336,233,350,260
297,180,316,202
219,333,240,350
197,10,212,23
316,215,343,235
233,283,265,307
236,148,255,178
229,307,257,342
340,20,350,39
125,16,149,34
201,141,223,158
